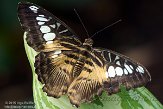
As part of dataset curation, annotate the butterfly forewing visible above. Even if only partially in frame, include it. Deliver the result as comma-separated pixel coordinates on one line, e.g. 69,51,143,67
18,2,82,98
18,2,81,52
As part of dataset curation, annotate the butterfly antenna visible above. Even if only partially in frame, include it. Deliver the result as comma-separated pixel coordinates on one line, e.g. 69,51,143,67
90,19,122,39
74,9,90,38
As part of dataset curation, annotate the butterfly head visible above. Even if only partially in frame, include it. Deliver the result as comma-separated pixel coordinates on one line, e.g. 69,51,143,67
83,38,93,46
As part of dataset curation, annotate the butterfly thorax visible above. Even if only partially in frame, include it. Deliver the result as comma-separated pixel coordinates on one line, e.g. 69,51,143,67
83,38,93,46
82,38,93,51
71,39,94,78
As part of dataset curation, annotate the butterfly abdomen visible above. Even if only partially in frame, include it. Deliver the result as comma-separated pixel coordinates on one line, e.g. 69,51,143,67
72,60,85,77
71,50,92,78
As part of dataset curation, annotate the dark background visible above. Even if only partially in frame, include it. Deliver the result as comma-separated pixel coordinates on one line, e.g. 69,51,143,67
0,0,163,108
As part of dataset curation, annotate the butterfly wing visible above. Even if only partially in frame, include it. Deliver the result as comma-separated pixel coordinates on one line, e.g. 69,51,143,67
18,2,82,52
35,50,81,97
94,48,151,94
18,2,82,98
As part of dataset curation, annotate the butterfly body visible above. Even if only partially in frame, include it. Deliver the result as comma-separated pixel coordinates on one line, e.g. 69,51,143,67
18,2,151,107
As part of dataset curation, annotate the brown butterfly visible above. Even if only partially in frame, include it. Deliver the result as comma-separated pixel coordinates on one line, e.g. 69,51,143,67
18,2,151,107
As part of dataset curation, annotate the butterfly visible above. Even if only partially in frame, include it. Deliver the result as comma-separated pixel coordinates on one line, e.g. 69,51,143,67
18,2,151,107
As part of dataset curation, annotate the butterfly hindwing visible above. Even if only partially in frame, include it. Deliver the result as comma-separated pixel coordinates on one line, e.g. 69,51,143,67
68,71,103,106
35,50,81,97
94,48,151,94
18,2,81,52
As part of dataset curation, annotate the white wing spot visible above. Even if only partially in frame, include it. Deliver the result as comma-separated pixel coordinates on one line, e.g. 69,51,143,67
29,6,39,13
39,15,45,17
108,53,111,62
136,68,139,72
137,65,144,73
38,22,45,25
46,41,53,44
52,55,58,58
108,66,116,77
40,26,51,33
138,65,144,71
43,33,56,41
115,56,120,61
105,72,109,78
36,17,49,21
51,50,61,58
59,29,68,33
129,65,134,69
124,63,133,74
54,50,61,55
115,67,123,76
124,69,128,75
116,61,121,66
50,24,56,28
56,23,61,28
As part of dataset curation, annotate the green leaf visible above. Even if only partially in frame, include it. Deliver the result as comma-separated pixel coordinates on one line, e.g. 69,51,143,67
24,33,163,109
